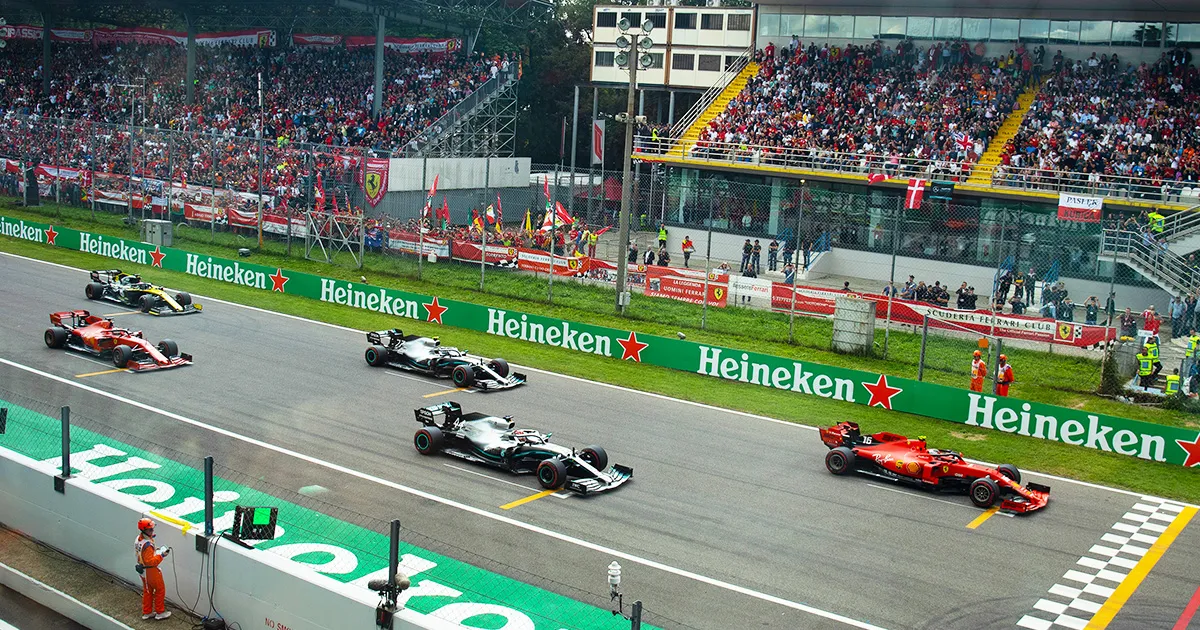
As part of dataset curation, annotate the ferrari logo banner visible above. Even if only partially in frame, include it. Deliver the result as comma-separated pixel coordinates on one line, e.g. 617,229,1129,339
6,213,1198,469
362,158,389,207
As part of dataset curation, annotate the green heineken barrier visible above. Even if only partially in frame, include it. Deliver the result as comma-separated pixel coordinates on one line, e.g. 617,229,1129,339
4,215,1199,469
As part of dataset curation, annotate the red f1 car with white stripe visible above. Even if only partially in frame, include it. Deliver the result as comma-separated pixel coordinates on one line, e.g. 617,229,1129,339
43,310,192,371
819,421,1049,513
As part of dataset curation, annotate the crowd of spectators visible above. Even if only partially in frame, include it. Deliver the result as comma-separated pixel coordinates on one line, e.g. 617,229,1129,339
0,40,509,153
994,46,1199,197
689,38,1023,180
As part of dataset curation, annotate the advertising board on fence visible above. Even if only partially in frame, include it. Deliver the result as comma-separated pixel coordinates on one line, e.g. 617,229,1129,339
4,213,1197,469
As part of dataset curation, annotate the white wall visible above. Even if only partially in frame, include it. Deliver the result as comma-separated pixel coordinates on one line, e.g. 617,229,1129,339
0,447,454,630
388,158,532,192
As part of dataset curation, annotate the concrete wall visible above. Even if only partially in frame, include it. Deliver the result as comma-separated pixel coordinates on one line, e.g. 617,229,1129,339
0,446,453,630
388,158,532,192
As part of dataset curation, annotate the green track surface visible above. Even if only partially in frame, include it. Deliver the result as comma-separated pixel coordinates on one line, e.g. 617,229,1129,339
2,199,1198,507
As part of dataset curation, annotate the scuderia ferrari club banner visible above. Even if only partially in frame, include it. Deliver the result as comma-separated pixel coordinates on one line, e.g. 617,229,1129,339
362,158,389,207
5,213,1199,470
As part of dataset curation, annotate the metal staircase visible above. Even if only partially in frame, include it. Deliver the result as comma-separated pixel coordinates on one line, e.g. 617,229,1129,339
405,67,519,158
1145,207,1200,254
1099,229,1199,297
665,53,756,157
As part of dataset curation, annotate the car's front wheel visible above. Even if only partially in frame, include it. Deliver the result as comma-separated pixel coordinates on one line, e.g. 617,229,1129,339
825,447,855,475
140,294,157,312
112,345,133,369
579,446,608,470
414,427,444,455
970,478,1000,508
174,292,192,306
537,459,568,490
451,365,475,388
157,339,179,357
997,464,1021,484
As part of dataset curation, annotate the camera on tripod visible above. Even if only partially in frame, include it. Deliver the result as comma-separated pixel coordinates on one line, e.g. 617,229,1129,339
368,569,410,630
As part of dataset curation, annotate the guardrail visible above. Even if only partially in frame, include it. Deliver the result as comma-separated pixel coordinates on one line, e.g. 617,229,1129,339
1102,228,1200,296
633,136,1200,209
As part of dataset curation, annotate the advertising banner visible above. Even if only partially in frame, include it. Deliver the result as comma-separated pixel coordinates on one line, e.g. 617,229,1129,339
383,230,450,259
0,25,277,47
451,241,519,265
4,213,1197,468
341,36,460,53
1058,193,1104,223
644,266,728,307
362,158,389,207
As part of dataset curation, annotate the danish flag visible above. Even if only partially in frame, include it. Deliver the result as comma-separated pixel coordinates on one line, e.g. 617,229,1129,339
905,179,926,209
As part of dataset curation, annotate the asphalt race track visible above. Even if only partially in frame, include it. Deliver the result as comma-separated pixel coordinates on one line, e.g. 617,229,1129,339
2,252,1198,630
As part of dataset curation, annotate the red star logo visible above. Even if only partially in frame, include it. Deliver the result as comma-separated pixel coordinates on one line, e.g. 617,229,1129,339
269,268,289,292
617,331,648,362
44,225,58,245
1177,435,1200,468
149,245,165,268
423,296,447,324
862,374,903,410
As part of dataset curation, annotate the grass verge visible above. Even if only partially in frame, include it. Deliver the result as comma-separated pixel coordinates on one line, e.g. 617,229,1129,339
2,230,1198,505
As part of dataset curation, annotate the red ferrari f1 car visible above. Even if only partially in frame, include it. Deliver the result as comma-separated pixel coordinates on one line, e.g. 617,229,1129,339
43,310,192,371
819,421,1049,513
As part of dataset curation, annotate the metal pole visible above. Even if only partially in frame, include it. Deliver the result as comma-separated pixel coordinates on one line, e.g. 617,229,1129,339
701,180,714,329
210,131,217,242
918,315,929,381
788,182,805,342
373,16,385,119
591,87,598,224
548,177,557,303
630,600,642,630
569,86,580,217
166,134,173,223
419,158,426,280
60,406,70,479
257,73,265,249
388,519,400,596
883,200,900,358
203,456,214,537
615,49,640,315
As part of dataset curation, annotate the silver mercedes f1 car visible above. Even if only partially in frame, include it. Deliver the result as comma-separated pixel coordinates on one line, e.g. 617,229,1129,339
412,402,633,494
365,329,525,390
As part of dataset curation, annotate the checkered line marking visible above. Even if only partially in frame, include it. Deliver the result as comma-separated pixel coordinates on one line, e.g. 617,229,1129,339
1016,497,1187,630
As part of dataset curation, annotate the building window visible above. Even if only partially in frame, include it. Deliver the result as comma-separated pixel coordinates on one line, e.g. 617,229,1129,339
1048,20,1080,44
757,13,779,37
1111,21,1142,46
906,17,934,39
854,16,879,40
724,55,741,70
804,15,829,38
1019,19,1050,43
675,13,696,30
934,18,961,39
620,12,641,27
647,13,667,30
701,14,724,30
962,18,990,41
989,18,1019,42
727,14,751,31
828,15,854,39
698,54,721,71
594,51,615,67
596,12,617,28
648,52,664,69
672,53,694,70
879,17,906,39
1079,20,1112,44
1174,23,1200,47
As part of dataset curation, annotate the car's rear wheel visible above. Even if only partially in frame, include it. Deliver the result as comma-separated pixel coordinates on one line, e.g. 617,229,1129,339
997,464,1021,484
157,339,179,357
451,365,475,387
969,478,1000,508
365,345,389,367
140,294,157,312
488,358,510,378
111,345,133,369
44,328,67,349
174,292,192,306
414,427,443,455
579,446,608,470
85,282,104,300
537,459,568,490
825,447,855,475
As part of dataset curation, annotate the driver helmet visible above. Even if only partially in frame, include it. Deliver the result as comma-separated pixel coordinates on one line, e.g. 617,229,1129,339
432,336,441,346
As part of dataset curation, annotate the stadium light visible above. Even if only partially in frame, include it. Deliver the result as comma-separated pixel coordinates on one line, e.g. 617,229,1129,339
613,20,654,314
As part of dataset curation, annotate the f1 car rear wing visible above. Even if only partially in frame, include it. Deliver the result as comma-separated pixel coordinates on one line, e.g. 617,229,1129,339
49,310,105,327
89,269,126,282
367,329,426,348
415,401,463,428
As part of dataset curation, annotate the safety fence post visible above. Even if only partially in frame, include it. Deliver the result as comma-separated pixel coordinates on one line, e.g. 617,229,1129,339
630,600,642,630
918,315,929,381
0,407,7,434
203,456,214,537
55,406,69,493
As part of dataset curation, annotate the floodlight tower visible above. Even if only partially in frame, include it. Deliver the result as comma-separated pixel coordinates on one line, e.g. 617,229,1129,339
612,17,654,314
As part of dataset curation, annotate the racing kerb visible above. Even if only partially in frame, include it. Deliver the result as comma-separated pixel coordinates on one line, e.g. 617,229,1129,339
4,213,1198,471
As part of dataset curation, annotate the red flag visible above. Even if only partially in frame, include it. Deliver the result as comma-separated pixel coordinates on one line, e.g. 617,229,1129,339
543,178,550,202
594,225,612,236
553,201,574,226
866,173,886,185
428,174,439,199
495,193,503,223
905,178,926,209
438,196,450,222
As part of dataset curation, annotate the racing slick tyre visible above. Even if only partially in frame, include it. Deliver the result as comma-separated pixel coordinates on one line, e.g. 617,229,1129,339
85,282,105,300
44,328,67,349
537,458,568,490
365,345,390,367
997,464,1021,484
414,427,443,455
111,345,134,369
157,339,179,357
174,292,192,306
451,365,475,388
487,358,510,378
579,446,608,471
969,478,1000,508
825,447,855,475
140,294,158,313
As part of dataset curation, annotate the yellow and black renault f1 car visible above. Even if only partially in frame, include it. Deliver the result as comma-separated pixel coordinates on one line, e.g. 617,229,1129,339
85,269,202,316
